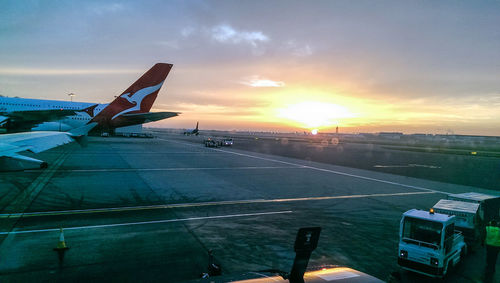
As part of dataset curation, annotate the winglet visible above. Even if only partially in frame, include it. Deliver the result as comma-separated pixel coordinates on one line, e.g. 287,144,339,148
68,122,97,137
67,122,97,148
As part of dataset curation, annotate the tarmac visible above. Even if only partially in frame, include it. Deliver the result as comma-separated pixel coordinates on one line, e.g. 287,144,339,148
0,132,498,282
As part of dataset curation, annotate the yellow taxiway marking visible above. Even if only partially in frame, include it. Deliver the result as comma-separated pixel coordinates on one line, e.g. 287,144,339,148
0,210,293,235
0,191,435,219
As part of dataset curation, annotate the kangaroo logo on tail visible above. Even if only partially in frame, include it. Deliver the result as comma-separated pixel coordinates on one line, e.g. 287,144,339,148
112,82,164,120
91,63,172,125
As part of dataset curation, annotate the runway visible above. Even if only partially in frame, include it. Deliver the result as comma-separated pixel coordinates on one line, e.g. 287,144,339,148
0,133,496,282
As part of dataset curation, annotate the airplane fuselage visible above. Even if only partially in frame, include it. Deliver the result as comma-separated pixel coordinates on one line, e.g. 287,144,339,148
0,96,107,132
0,63,176,133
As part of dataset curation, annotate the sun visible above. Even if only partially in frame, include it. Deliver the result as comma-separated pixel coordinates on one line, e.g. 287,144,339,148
277,101,355,129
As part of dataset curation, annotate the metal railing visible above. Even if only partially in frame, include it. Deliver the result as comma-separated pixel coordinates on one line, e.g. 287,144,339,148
402,237,440,250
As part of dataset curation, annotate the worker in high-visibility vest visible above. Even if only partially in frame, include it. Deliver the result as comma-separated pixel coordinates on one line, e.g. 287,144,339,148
484,220,500,283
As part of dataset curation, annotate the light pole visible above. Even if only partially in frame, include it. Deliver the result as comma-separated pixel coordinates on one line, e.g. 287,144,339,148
68,93,75,102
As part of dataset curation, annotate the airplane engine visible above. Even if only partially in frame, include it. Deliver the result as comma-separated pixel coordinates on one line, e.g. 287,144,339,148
0,155,48,171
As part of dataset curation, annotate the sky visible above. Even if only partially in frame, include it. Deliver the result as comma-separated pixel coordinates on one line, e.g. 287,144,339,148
1,0,500,135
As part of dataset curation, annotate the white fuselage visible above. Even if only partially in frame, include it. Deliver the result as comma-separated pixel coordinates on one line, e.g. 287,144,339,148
0,96,108,131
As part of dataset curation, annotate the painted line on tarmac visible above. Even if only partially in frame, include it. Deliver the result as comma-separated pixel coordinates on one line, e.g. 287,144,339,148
0,210,293,235
160,139,450,194
160,139,449,194
374,164,441,169
2,151,69,214
42,151,226,155
209,147,448,194
37,166,301,173
0,191,435,218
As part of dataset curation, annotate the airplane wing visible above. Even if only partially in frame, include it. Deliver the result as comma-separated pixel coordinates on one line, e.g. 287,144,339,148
0,109,78,133
120,111,179,124
0,122,96,171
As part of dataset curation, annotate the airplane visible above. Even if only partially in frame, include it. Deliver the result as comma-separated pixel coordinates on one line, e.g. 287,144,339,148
0,122,97,171
0,63,179,134
184,122,199,135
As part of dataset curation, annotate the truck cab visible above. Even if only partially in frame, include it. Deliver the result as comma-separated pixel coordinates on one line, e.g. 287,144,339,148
398,209,466,278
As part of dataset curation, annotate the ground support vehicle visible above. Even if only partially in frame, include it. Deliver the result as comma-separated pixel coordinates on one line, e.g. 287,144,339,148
398,209,466,278
220,138,233,146
204,138,220,148
447,193,500,247
448,192,500,224
433,199,481,250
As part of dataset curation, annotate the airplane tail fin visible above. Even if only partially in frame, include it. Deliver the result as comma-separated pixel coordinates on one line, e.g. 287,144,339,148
195,121,199,131
92,63,173,123
118,63,173,113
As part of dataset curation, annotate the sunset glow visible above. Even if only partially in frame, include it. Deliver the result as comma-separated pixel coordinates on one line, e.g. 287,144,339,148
276,101,356,129
1,1,499,135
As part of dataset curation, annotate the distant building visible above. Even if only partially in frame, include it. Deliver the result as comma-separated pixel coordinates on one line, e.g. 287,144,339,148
378,132,403,140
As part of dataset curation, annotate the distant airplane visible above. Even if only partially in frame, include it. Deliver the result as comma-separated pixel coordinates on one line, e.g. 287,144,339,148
184,122,199,135
0,122,97,171
0,63,179,134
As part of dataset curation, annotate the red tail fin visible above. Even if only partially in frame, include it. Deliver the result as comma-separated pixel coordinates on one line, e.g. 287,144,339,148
92,63,173,123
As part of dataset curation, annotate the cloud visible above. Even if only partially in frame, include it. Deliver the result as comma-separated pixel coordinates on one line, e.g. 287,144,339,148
292,44,313,56
156,102,260,117
90,3,125,15
286,40,314,56
240,76,285,87
0,68,141,76
211,25,269,47
181,26,196,38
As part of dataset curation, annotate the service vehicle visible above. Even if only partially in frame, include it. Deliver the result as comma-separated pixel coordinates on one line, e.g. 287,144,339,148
220,138,233,146
447,192,500,224
398,209,466,278
432,199,481,249
204,138,219,148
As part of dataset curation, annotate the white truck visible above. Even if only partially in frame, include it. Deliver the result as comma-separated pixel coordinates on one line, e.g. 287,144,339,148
398,209,467,278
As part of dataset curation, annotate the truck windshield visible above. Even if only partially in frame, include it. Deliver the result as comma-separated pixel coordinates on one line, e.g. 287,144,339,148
403,217,443,247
